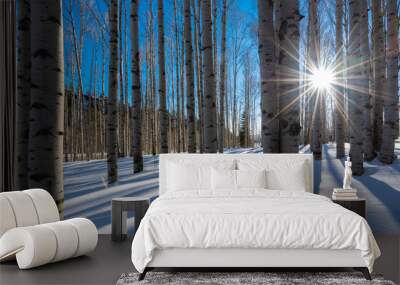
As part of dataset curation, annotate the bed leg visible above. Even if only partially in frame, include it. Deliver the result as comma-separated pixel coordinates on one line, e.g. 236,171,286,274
354,267,371,280
138,268,148,281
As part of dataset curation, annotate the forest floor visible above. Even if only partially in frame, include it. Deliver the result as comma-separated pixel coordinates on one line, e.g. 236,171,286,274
64,140,400,234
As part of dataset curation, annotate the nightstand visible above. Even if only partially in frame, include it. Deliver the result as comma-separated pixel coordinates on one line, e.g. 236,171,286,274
111,195,157,242
332,199,366,218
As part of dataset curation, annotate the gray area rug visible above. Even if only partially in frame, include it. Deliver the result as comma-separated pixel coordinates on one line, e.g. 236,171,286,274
116,272,396,285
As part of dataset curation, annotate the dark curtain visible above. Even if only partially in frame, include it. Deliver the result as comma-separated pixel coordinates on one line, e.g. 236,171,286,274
0,0,16,192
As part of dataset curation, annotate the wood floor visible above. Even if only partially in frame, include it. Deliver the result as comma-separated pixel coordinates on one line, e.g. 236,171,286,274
0,235,398,285
0,235,133,285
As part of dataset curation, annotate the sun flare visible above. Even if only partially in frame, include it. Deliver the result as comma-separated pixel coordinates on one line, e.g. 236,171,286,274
310,67,335,91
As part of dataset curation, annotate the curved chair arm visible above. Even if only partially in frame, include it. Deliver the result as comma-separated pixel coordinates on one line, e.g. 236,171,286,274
0,218,97,269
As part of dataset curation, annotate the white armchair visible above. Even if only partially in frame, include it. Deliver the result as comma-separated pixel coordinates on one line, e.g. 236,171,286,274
0,189,98,269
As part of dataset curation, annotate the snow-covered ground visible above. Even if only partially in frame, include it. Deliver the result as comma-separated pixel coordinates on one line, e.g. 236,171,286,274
64,141,400,234
64,156,159,233
317,142,400,234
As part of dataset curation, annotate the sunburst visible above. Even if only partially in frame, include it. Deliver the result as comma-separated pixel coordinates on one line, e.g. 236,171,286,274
310,67,335,91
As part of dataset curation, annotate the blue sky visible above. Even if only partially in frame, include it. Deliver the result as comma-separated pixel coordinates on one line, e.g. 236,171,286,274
63,0,261,104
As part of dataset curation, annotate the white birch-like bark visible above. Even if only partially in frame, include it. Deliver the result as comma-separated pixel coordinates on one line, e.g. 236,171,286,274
158,0,168,153
335,0,345,158
172,0,181,152
258,0,278,153
218,0,227,153
29,0,64,215
193,0,204,152
379,0,398,164
348,0,364,175
16,0,31,189
107,0,119,182
184,0,196,153
201,0,218,153
360,0,374,161
131,0,143,172
309,0,321,159
118,0,125,157
278,0,302,153
179,30,186,152
371,0,385,152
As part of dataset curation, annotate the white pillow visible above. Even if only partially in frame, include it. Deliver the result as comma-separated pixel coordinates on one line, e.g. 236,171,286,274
211,168,236,190
167,159,236,192
168,162,211,191
266,161,307,191
236,169,267,189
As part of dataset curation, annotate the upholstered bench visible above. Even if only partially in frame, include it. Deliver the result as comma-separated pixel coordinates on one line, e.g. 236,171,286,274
0,189,98,269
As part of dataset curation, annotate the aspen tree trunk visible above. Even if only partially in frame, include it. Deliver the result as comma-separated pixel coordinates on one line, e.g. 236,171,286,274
157,0,168,153
147,13,153,155
193,0,204,152
273,0,281,147
149,35,154,154
64,88,69,162
233,62,238,147
243,53,251,147
231,70,236,146
180,39,186,152
360,0,374,161
101,41,106,158
201,0,218,152
124,6,129,157
212,0,217,147
167,46,174,151
371,0,384,152
173,0,181,152
151,26,157,155
131,0,143,172
343,0,350,144
169,40,176,152
309,0,321,159
78,4,85,159
29,0,64,215
225,75,229,146
321,95,327,144
302,21,311,146
144,35,151,154
278,0,302,153
70,52,76,160
212,0,217,74
107,0,119,182
258,0,278,153
88,49,94,159
218,0,227,153
348,0,364,175
67,1,84,159
87,48,95,160
335,0,345,158
118,0,125,157
16,0,31,189
184,0,196,153
379,0,398,164
91,48,98,158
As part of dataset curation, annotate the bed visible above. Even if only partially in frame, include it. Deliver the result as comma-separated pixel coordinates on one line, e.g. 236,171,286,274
131,154,380,280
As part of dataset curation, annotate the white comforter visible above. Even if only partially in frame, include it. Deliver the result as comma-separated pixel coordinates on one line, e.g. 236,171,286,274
131,190,380,272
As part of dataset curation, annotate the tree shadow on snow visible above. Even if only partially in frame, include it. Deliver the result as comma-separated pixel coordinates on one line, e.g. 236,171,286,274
313,159,322,194
323,145,345,186
65,172,159,199
65,185,158,220
356,168,400,225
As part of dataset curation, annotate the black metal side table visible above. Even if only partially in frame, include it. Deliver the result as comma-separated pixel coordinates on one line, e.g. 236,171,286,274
111,195,155,242
332,198,366,218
